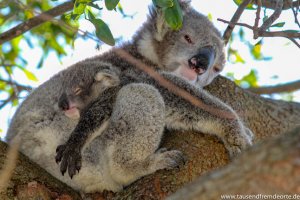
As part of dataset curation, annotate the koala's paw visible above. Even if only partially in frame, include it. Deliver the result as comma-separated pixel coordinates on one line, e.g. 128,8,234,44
55,143,82,179
225,129,253,158
154,148,186,170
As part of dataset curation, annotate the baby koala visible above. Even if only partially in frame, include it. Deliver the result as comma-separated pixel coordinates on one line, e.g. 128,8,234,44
6,60,119,172
57,62,120,119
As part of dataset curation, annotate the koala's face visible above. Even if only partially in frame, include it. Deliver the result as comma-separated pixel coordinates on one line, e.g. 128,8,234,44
137,2,225,87
58,62,119,119
162,12,225,87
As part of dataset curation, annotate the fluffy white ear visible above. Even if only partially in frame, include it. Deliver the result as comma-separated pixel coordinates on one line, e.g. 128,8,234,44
152,0,191,41
155,12,169,41
94,72,119,86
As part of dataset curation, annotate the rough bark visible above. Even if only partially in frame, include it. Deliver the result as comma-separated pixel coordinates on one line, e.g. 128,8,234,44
168,126,300,200
1,76,300,199
206,76,300,141
0,141,81,200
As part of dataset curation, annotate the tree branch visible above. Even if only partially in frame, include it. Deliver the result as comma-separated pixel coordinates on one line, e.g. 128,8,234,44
248,80,300,94
218,18,300,47
259,0,283,33
0,1,74,45
222,0,253,45
256,0,300,10
0,141,81,199
167,126,300,200
0,79,32,92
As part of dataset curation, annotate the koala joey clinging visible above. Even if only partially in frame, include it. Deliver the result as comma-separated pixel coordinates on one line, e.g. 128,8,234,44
56,72,254,193
6,60,119,164
57,62,120,119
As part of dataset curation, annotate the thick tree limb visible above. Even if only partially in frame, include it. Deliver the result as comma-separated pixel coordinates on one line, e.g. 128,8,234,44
0,1,74,45
1,76,300,199
249,80,300,94
168,126,300,200
0,141,81,199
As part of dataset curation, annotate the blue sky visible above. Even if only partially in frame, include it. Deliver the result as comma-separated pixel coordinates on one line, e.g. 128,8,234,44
0,0,299,138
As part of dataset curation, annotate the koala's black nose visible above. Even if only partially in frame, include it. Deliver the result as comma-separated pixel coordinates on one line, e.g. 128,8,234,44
58,93,69,111
188,46,215,75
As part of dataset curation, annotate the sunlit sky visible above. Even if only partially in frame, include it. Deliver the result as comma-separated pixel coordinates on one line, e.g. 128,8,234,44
0,0,299,138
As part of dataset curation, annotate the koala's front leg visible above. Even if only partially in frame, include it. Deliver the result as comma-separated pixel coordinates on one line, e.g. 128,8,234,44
159,73,254,157
55,87,119,178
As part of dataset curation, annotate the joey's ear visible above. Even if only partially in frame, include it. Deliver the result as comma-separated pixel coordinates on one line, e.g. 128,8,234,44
94,71,120,87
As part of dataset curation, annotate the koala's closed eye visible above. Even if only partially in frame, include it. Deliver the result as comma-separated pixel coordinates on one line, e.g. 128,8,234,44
73,87,82,95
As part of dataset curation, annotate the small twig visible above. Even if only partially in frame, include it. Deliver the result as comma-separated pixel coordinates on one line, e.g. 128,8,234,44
249,80,300,94
218,19,255,30
0,96,14,110
286,38,300,48
14,0,102,44
0,1,74,45
253,0,262,39
290,0,300,28
218,18,300,47
222,0,253,45
259,0,283,33
0,79,32,92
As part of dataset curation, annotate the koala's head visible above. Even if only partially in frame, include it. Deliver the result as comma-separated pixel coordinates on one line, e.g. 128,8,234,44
135,0,225,87
58,61,120,119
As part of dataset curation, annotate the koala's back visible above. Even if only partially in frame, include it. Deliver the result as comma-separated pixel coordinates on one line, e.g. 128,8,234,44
6,73,64,142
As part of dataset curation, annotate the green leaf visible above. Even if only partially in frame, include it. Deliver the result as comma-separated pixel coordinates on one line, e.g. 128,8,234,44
22,68,39,82
251,40,263,60
228,49,245,64
235,70,258,87
207,13,213,21
16,66,39,82
88,11,115,46
87,9,96,20
238,28,245,41
233,0,256,10
105,0,120,10
283,30,299,33
12,98,19,107
271,22,285,28
87,2,103,10
73,1,87,15
153,0,173,8
0,81,7,90
164,0,183,30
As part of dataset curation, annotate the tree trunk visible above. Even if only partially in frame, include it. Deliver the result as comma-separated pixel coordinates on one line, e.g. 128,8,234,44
1,76,299,199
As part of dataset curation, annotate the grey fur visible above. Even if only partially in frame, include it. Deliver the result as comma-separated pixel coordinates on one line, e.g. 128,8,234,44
7,0,252,193
56,71,253,192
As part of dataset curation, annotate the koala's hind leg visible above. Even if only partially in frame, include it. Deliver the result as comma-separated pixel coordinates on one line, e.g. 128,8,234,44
104,83,185,187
